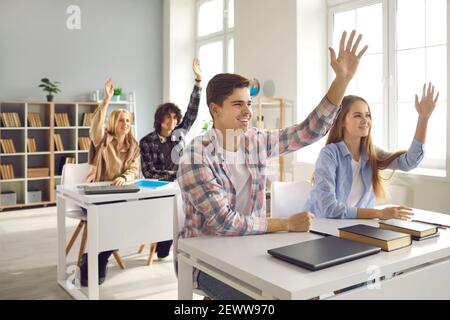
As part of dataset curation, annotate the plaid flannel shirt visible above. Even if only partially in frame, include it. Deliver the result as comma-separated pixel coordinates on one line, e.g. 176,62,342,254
140,85,201,179
177,94,340,238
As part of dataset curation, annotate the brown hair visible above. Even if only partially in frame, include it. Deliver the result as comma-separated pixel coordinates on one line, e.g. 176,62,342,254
326,95,406,199
206,73,250,118
106,108,136,143
153,103,182,133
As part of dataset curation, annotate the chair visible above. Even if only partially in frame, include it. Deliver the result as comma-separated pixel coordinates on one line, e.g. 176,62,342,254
173,193,208,299
62,163,125,269
270,180,312,218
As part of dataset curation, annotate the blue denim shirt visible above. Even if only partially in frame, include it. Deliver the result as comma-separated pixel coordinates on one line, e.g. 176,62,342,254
304,139,425,219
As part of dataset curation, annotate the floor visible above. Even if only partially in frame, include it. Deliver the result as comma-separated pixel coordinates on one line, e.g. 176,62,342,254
0,206,201,300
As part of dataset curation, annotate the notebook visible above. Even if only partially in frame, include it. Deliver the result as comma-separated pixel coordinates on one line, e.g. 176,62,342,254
379,219,438,239
267,236,381,271
339,224,412,252
134,180,170,188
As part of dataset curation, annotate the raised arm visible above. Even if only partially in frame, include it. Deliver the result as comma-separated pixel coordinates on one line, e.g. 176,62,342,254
177,58,202,132
414,82,439,143
327,30,368,106
264,31,368,159
90,78,114,146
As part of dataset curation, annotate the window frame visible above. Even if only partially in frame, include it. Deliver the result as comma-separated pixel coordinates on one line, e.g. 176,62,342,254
323,0,449,179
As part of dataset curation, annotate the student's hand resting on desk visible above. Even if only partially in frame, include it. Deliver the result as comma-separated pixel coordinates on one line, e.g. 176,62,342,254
378,206,414,220
287,212,314,232
267,212,314,233
112,176,126,186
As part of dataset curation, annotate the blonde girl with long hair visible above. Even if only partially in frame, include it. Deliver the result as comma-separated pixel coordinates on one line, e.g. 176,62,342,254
303,83,439,220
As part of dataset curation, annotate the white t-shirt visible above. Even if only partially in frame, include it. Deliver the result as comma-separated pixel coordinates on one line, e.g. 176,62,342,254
222,147,252,215
347,158,364,207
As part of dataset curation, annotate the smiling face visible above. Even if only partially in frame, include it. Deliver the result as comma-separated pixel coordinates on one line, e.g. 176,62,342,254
115,111,131,137
211,87,253,133
160,112,179,134
342,100,372,140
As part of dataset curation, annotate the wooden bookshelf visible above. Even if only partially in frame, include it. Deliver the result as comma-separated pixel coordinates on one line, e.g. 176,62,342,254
0,98,136,211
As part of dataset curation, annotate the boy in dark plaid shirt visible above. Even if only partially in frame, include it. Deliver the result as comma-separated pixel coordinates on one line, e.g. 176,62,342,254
140,58,202,258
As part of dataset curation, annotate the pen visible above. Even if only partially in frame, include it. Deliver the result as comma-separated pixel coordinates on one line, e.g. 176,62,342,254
411,220,448,230
309,230,332,237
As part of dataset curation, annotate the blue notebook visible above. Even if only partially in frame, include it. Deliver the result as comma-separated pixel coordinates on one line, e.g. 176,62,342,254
134,180,169,189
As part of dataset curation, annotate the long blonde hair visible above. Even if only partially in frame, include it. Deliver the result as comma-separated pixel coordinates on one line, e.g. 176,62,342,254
106,109,136,143
326,95,406,199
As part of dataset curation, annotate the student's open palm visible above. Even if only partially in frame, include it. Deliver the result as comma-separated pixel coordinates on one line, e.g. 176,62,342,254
104,78,114,100
193,58,202,81
329,30,368,82
415,82,439,119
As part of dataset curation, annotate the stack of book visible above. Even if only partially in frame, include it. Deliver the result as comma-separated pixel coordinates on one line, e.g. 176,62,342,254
0,139,16,153
0,164,15,179
27,138,37,153
78,137,90,150
54,113,70,127
54,134,64,151
82,113,93,126
0,112,22,127
27,113,43,127
27,167,50,178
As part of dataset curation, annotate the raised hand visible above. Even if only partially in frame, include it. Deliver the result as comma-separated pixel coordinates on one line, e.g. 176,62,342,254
415,82,440,120
104,77,114,100
193,58,202,81
329,30,368,82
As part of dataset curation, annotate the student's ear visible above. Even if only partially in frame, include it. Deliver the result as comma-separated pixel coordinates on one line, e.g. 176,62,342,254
210,103,220,116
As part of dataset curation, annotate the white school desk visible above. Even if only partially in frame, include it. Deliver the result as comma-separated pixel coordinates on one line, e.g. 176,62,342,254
56,182,179,300
177,211,450,300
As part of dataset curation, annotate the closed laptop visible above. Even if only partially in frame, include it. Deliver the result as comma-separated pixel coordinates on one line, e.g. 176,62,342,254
268,236,381,271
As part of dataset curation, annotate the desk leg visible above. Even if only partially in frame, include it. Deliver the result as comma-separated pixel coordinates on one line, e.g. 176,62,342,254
87,205,100,300
178,254,194,300
56,195,67,283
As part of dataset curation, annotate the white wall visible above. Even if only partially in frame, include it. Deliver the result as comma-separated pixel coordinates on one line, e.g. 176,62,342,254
235,0,299,180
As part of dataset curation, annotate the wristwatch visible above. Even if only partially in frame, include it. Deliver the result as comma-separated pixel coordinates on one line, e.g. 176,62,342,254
120,175,127,182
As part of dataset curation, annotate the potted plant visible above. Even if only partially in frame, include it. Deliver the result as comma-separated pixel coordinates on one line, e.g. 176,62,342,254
113,87,123,102
38,78,61,102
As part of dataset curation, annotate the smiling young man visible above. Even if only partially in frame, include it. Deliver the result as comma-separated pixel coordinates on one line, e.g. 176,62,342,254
176,31,368,300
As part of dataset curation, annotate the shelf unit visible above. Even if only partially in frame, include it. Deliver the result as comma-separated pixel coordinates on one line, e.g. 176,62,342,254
252,97,292,182
1,98,136,211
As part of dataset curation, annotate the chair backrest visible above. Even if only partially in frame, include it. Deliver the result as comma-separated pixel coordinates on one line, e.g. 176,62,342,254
61,163,91,211
270,180,312,218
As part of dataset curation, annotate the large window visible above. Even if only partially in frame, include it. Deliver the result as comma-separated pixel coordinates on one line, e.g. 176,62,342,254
300,0,447,176
196,0,234,133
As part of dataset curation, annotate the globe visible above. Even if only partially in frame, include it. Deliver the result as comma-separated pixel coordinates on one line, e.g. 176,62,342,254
249,78,261,97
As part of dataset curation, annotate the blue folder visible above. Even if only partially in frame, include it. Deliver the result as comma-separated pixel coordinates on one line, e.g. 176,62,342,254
134,180,169,189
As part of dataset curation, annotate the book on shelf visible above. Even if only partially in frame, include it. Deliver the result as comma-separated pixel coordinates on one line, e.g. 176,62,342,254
0,139,16,153
27,138,37,153
27,167,50,178
339,224,412,252
0,112,22,127
379,219,438,240
0,164,15,180
78,137,90,150
55,113,70,127
54,133,64,151
65,157,76,164
27,113,43,127
82,113,93,126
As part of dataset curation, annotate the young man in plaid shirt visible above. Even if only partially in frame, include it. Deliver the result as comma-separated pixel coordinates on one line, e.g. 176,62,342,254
177,31,368,299
140,58,202,259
